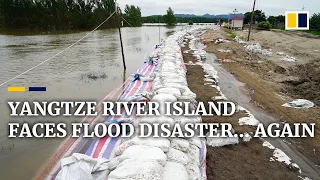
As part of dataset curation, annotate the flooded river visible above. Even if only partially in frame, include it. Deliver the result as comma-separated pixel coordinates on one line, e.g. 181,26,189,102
0,26,182,179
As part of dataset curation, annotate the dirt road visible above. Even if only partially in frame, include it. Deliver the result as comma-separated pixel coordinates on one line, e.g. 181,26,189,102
200,27,320,179
206,52,320,179
182,33,304,179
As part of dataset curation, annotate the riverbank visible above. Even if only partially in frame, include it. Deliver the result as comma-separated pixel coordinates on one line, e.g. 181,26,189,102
200,27,320,178
182,31,302,179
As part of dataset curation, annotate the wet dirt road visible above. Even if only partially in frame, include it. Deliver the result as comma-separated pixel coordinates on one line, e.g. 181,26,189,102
205,53,320,179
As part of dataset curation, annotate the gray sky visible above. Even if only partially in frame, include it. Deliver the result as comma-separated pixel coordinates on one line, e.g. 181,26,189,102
118,0,318,16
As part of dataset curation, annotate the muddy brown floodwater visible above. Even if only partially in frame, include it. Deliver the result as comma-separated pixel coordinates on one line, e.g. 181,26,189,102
0,26,184,180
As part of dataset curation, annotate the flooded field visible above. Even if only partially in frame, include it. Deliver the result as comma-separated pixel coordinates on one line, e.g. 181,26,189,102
0,26,184,179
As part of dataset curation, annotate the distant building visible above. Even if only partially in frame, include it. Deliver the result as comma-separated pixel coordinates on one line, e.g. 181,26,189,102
229,16,244,29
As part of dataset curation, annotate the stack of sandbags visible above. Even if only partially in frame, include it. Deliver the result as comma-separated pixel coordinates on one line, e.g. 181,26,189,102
245,43,273,57
108,28,207,180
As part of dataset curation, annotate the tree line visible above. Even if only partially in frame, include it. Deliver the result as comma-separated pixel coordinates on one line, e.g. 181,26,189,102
244,10,320,31
142,16,226,24
143,7,226,26
0,0,142,31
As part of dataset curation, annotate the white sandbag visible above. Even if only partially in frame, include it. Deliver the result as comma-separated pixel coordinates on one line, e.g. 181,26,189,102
163,79,187,86
152,94,177,115
170,138,190,153
182,88,197,99
187,145,200,167
137,116,175,126
152,94,177,103
243,133,252,142
119,145,167,165
246,43,272,56
152,81,165,91
281,56,296,62
186,163,201,180
159,71,186,78
166,148,189,165
163,83,187,93
188,137,202,149
238,116,260,126
160,71,186,78
55,153,109,180
156,88,181,98
108,159,163,180
178,95,196,104
126,136,171,152
173,116,201,124
172,116,191,124
282,99,314,108
108,157,121,171
206,136,239,147
163,161,189,180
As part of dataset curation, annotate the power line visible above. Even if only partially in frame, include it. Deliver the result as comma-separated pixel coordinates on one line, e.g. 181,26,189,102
0,11,116,87
122,16,133,27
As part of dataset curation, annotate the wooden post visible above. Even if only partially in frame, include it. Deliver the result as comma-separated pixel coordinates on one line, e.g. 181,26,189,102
115,3,126,70
247,0,257,41
158,16,161,44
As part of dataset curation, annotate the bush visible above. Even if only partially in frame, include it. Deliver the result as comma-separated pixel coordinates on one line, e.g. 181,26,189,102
258,21,271,30
188,20,193,25
310,13,320,31
230,33,237,38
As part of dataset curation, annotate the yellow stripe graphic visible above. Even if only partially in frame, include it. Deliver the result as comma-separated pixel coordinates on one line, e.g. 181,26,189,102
8,86,26,92
287,13,297,28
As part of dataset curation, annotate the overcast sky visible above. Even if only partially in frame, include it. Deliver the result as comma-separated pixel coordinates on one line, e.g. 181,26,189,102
118,0,318,16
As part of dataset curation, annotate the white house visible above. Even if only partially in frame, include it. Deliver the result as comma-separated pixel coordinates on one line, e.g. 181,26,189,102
229,16,244,29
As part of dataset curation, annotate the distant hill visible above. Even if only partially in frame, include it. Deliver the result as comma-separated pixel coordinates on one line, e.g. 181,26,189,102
174,13,244,19
143,13,244,24
175,14,197,18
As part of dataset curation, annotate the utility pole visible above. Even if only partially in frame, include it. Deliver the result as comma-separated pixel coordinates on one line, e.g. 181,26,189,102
302,5,306,11
232,8,238,29
115,1,126,70
247,0,256,41
158,16,161,44
228,14,230,29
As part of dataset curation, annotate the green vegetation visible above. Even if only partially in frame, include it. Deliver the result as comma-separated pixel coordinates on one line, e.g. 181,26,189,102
122,5,142,27
225,29,236,38
188,20,194,25
230,33,237,38
244,10,266,24
304,30,320,36
163,7,176,26
258,21,271,30
267,15,285,28
142,16,226,24
0,0,142,31
310,13,320,31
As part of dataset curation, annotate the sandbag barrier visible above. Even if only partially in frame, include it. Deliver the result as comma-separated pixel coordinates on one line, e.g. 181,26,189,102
44,46,161,180
50,27,209,180
107,28,208,180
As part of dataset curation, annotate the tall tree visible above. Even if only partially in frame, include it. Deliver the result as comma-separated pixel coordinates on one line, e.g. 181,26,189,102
163,7,176,26
267,16,277,26
244,10,266,24
122,5,142,27
310,13,320,30
0,0,122,31
267,15,285,28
